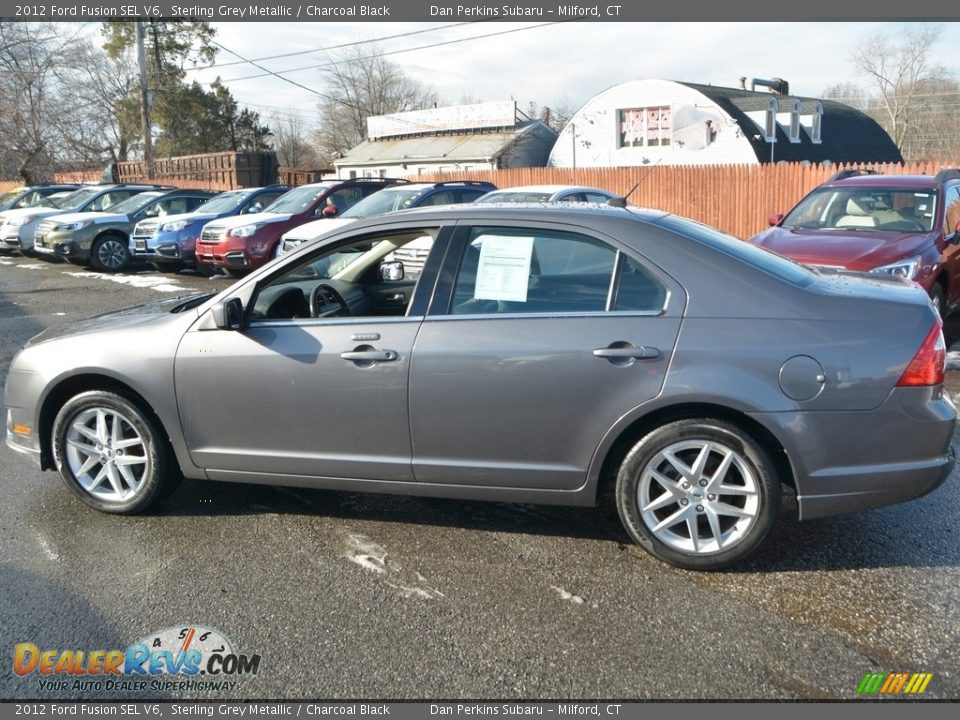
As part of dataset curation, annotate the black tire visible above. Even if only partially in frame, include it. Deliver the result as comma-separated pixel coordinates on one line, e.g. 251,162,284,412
615,418,780,570
52,390,181,514
90,234,131,273
222,267,247,279
930,282,947,320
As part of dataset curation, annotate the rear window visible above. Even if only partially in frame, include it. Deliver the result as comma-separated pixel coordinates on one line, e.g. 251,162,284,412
655,215,815,286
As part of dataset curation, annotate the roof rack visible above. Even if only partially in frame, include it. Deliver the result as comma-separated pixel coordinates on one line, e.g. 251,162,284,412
828,168,880,182
353,177,410,184
432,180,496,188
934,168,960,183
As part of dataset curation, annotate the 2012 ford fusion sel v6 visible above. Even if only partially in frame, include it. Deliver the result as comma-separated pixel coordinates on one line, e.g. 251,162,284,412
4,204,955,569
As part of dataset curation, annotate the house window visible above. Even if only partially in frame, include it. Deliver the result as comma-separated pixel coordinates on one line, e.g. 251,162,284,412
765,98,778,143
379,169,387,178
618,106,672,148
349,171,357,179
812,103,823,144
790,100,802,143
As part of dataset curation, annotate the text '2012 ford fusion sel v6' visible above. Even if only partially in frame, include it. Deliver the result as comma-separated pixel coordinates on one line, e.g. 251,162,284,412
4,204,955,569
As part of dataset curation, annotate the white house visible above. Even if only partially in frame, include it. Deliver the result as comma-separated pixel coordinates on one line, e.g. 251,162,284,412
548,79,901,168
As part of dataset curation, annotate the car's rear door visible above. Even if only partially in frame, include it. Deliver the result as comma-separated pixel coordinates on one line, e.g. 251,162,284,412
408,222,685,491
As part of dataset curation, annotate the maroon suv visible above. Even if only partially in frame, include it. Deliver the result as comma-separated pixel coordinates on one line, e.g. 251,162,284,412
196,178,403,276
750,169,960,316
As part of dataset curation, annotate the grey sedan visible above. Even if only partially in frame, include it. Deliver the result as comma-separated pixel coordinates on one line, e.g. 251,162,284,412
4,204,955,569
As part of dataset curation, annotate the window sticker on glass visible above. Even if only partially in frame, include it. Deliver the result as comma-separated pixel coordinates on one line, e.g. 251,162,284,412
474,235,535,302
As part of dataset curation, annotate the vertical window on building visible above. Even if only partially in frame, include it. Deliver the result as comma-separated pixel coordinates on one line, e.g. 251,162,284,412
618,106,672,148
349,171,357,179
790,100,802,143
812,103,823,144
765,98,779,142
379,169,387,178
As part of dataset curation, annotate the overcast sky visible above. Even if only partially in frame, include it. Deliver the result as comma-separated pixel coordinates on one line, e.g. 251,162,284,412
178,21,958,130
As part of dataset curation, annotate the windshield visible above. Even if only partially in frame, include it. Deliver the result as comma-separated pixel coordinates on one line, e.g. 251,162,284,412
476,190,553,203
341,188,426,218
109,192,165,215
56,187,105,212
262,185,330,214
193,190,252,215
782,187,937,233
0,189,24,205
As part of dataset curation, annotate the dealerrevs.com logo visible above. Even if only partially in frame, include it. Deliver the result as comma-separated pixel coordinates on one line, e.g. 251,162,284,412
857,672,934,696
13,625,261,693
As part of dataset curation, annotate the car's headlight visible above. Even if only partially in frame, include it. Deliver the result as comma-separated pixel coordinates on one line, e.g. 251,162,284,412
871,256,920,280
55,220,92,232
229,224,261,238
161,220,188,232
7,216,32,227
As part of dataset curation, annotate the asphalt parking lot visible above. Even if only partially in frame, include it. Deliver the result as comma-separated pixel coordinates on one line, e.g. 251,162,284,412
1,255,958,700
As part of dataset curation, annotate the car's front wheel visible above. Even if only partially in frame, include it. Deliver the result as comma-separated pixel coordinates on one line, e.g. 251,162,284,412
90,234,131,273
52,391,180,514
615,418,779,570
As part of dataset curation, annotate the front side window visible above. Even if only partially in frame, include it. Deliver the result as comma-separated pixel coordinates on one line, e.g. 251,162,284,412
449,227,665,315
618,106,672,148
248,228,441,322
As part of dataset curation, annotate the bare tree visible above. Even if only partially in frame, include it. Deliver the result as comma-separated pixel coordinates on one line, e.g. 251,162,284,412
820,82,868,111
313,44,438,162
0,23,73,182
60,41,139,164
270,113,321,168
851,25,947,153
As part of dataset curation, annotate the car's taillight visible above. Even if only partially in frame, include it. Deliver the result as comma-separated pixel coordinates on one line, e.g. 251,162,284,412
897,319,946,386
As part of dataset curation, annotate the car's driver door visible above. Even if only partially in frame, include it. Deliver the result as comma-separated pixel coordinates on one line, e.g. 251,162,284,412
174,226,448,484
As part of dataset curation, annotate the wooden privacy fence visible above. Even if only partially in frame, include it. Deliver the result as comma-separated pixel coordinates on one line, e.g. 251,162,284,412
416,162,955,238
8,160,958,238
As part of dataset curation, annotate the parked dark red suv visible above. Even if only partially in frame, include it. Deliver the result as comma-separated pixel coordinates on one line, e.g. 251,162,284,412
196,178,403,276
750,169,960,316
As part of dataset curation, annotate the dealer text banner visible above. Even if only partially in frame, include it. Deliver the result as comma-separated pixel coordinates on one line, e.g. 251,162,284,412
2,0,960,21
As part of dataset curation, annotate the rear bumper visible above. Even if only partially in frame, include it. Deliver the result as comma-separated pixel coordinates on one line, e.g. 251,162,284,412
751,385,956,520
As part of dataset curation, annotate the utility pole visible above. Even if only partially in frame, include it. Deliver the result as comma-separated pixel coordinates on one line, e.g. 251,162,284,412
136,21,155,180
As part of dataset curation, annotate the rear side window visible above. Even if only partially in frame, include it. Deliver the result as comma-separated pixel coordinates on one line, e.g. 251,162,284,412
449,226,666,315
655,214,814,286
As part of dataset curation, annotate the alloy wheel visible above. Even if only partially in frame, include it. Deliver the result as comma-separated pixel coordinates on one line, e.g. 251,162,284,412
64,407,151,503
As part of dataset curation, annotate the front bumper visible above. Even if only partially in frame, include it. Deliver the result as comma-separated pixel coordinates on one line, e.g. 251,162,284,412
34,228,90,261
752,385,956,520
131,233,199,264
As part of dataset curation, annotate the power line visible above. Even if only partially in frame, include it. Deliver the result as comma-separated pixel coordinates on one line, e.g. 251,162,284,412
218,22,563,84
185,23,474,71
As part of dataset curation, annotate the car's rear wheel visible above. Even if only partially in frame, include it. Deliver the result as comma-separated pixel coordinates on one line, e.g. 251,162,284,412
615,418,779,570
52,391,180,514
90,234,130,273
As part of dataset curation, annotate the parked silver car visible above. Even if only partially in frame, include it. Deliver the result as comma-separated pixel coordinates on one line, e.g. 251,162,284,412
4,204,954,569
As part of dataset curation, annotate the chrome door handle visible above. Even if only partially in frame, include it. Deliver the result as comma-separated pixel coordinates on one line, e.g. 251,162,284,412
340,350,398,362
593,345,660,360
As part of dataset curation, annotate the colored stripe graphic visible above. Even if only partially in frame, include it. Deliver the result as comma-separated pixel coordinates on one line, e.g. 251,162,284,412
857,672,933,695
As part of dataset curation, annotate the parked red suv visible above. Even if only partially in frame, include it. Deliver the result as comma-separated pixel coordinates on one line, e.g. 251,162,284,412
750,169,960,316
195,178,403,276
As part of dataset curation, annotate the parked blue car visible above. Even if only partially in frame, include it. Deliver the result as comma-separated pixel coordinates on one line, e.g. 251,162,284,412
129,185,289,274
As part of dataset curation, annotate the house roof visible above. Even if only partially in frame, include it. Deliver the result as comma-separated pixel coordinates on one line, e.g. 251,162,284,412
336,120,556,167
678,82,902,164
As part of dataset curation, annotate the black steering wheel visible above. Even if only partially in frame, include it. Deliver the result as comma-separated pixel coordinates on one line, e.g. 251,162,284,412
310,283,351,317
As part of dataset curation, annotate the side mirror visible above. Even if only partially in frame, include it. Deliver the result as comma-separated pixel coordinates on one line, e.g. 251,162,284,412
768,213,785,226
211,297,244,330
321,205,339,218
380,261,404,281
245,206,261,214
